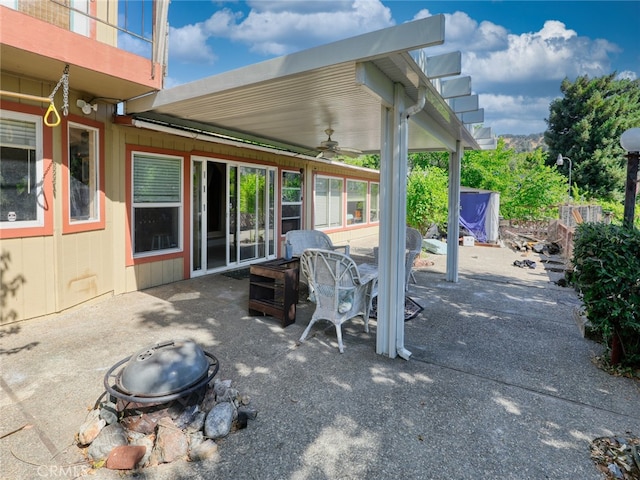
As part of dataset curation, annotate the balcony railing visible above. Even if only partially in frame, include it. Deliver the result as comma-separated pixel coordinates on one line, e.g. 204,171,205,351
7,0,159,62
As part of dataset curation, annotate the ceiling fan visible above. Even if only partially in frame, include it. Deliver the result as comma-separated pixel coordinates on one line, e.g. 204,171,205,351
315,128,362,158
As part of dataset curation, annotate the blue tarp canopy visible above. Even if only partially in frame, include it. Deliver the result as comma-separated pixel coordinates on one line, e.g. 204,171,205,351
459,187,500,243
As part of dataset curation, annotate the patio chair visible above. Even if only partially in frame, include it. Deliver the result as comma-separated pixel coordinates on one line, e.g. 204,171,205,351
285,230,351,299
405,227,423,289
284,229,350,257
298,249,378,353
373,227,424,290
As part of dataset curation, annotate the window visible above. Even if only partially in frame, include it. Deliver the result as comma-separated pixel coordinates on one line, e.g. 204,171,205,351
132,152,182,255
0,111,43,228
68,124,99,223
281,170,302,234
314,175,343,229
346,180,367,225
370,182,380,222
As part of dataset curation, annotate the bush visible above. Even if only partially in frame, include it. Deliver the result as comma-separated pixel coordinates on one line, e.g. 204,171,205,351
571,223,640,367
406,166,448,233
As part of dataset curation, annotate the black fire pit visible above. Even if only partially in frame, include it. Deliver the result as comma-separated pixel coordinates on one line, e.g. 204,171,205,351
104,340,219,404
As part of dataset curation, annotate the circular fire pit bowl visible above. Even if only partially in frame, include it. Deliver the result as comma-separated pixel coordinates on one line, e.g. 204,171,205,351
104,340,219,404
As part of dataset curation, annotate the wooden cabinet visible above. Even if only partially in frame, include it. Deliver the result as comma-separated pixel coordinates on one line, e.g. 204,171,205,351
249,258,299,327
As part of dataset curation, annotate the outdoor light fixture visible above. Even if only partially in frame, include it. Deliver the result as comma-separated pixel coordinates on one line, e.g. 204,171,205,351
76,99,97,115
556,153,572,200
620,127,640,228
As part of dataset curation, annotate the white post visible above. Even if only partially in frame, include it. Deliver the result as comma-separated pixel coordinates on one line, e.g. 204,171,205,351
376,84,410,359
446,142,462,282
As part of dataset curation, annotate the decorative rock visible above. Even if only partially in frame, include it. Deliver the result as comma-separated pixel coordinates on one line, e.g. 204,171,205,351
105,445,146,470
201,386,217,412
204,402,235,439
150,417,188,464
190,438,219,462
78,409,106,446
99,401,119,425
174,404,199,429
237,406,258,420
213,379,232,398
128,431,155,468
219,387,239,405
87,423,127,463
185,411,206,433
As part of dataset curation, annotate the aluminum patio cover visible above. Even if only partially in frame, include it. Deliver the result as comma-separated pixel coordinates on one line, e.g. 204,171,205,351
126,15,493,359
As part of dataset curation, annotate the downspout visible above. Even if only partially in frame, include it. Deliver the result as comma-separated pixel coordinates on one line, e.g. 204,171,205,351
395,85,426,361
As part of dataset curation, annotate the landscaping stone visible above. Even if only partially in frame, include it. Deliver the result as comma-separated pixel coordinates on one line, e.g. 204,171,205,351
105,445,146,470
99,401,118,425
78,409,105,446
150,417,189,464
213,379,232,398
128,431,155,468
204,401,235,439
185,410,206,433
87,423,127,463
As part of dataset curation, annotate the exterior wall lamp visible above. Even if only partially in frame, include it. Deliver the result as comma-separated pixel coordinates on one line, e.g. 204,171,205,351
620,127,640,228
556,153,572,200
76,99,97,115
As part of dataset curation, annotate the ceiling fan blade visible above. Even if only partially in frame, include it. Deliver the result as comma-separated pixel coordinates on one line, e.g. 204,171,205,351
315,128,361,158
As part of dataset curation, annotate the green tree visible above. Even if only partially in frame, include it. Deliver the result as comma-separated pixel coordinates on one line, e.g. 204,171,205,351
502,149,567,220
544,74,640,200
459,139,567,220
341,154,380,169
460,138,514,193
409,151,449,170
406,165,448,232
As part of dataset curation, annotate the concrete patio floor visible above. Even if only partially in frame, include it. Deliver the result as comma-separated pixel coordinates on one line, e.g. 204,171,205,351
1,237,638,479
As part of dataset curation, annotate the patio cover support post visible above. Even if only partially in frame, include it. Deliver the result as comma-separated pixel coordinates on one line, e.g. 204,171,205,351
376,83,411,359
446,141,462,282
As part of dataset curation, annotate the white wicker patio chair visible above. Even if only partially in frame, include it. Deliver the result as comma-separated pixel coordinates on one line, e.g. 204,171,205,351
373,227,423,291
285,229,350,257
405,227,423,289
299,249,378,353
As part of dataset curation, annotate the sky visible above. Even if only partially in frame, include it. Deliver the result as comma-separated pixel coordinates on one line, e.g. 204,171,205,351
163,1,640,136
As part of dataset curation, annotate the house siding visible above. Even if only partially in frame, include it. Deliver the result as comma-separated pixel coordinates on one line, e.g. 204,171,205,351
1,79,379,323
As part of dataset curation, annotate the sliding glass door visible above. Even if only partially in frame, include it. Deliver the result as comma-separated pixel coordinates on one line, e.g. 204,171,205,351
192,158,276,276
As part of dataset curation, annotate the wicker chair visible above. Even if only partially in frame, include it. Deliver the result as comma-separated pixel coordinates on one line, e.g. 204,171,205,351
285,230,351,300
299,249,378,353
285,229,350,257
373,227,423,290
405,227,423,289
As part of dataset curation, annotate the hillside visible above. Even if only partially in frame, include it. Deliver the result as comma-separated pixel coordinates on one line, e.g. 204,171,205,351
500,133,547,153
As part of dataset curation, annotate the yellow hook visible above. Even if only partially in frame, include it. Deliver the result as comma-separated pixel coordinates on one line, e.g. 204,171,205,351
44,102,61,127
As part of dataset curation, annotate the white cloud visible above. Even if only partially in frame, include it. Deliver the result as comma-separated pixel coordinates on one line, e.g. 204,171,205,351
617,71,638,81
221,0,394,55
409,11,627,132
444,17,619,87
479,93,553,135
169,0,394,59
169,23,217,63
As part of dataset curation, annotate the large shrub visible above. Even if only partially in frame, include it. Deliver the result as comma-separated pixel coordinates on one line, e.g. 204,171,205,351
571,223,640,366
406,166,448,233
